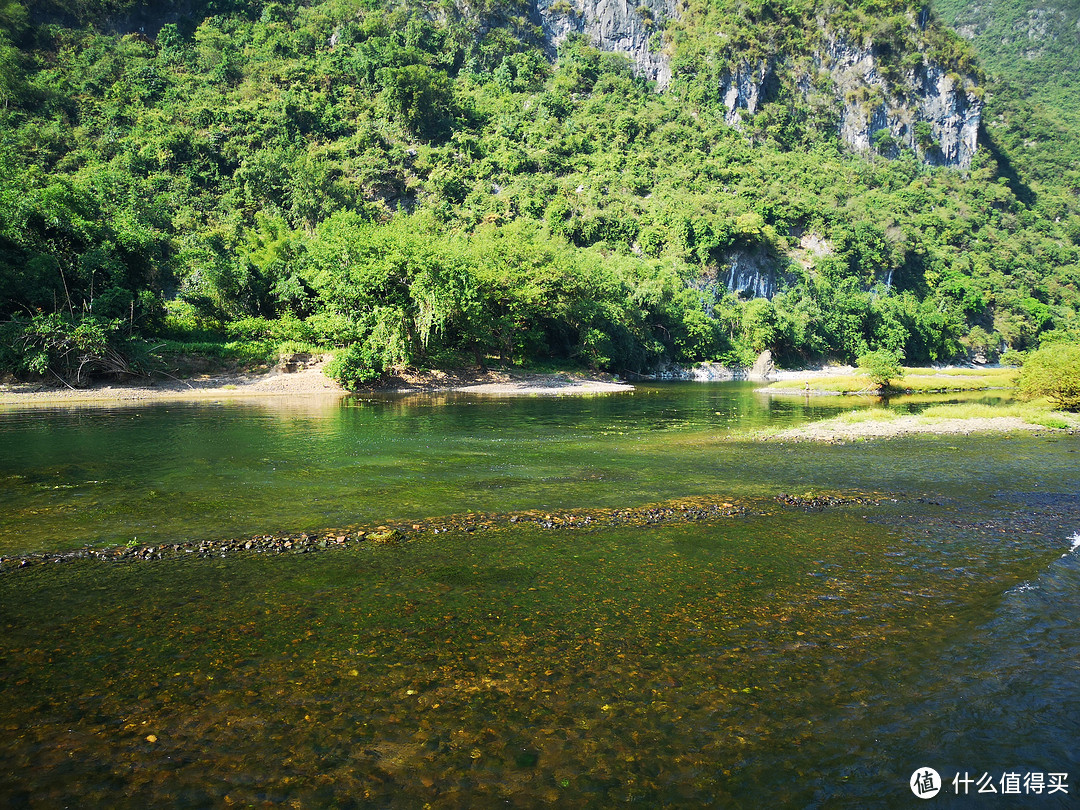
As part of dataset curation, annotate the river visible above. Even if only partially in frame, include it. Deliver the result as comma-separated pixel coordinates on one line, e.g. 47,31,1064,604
0,383,1077,807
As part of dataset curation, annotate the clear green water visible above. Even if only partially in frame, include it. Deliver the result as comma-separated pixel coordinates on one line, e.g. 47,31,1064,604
1,384,1077,807
0,383,1008,554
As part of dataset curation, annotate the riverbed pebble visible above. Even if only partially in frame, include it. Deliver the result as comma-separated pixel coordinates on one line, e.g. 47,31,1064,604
0,493,898,573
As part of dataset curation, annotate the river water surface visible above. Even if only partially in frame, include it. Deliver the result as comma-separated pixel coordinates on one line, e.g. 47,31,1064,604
0,383,1077,807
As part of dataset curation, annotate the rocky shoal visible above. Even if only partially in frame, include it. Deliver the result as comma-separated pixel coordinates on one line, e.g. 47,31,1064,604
0,492,902,572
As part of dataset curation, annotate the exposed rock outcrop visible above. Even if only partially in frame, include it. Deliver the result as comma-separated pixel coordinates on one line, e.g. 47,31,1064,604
695,36,982,167
722,248,792,300
719,60,776,127
652,354,775,381
689,246,794,302
534,0,678,87
817,35,982,168
750,350,775,381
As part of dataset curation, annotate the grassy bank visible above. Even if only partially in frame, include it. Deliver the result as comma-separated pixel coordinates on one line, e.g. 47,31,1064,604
764,366,1019,395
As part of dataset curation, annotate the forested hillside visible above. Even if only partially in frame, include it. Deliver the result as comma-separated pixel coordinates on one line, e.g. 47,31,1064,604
1,0,1077,385
933,0,1080,121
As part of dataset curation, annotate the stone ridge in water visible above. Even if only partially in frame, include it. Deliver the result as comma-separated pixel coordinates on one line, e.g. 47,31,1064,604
0,492,900,572
775,493,889,510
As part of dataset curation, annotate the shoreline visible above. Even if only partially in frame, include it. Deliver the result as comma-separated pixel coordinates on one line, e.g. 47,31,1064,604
369,366,633,396
3,363,1064,443
4,358,1006,405
755,363,1017,397
0,362,633,407
0,362,348,406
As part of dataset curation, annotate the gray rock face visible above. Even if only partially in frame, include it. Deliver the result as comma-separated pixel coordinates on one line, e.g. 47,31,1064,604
723,249,790,300
818,36,982,168
719,60,775,127
692,34,981,168
750,350,775,381
534,0,678,87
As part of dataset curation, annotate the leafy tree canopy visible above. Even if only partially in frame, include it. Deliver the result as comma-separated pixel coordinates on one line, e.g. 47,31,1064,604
1017,342,1080,410
0,0,1078,385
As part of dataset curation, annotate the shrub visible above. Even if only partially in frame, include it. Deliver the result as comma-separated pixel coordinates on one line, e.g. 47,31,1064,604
325,343,383,388
305,312,364,345
872,128,897,156
999,348,1026,367
225,316,314,343
3,313,141,385
857,348,905,391
324,307,412,389
1017,343,1080,410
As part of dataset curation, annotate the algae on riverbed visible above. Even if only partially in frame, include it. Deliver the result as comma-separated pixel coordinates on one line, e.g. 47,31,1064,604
2,491,1078,807
2,384,1079,807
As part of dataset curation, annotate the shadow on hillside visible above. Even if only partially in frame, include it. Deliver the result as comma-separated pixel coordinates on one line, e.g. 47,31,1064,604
978,126,1036,207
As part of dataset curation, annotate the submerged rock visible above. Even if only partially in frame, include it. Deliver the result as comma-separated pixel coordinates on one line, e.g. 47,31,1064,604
776,492,877,511
365,529,403,544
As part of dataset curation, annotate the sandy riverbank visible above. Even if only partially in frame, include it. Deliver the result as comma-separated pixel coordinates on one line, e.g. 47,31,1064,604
767,364,857,382
0,362,347,406
757,362,1024,399
376,367,632,395
0,362,633,406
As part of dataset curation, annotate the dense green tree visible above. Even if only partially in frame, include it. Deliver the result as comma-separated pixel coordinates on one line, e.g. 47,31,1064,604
1016,342,1080,410
858,348,905,391
0,0,1077,386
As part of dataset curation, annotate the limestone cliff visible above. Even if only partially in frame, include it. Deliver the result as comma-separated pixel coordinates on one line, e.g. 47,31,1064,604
706,37,981,168
717,60,776,127
533,0,678,87
721,248,791,301
818,36,982,168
